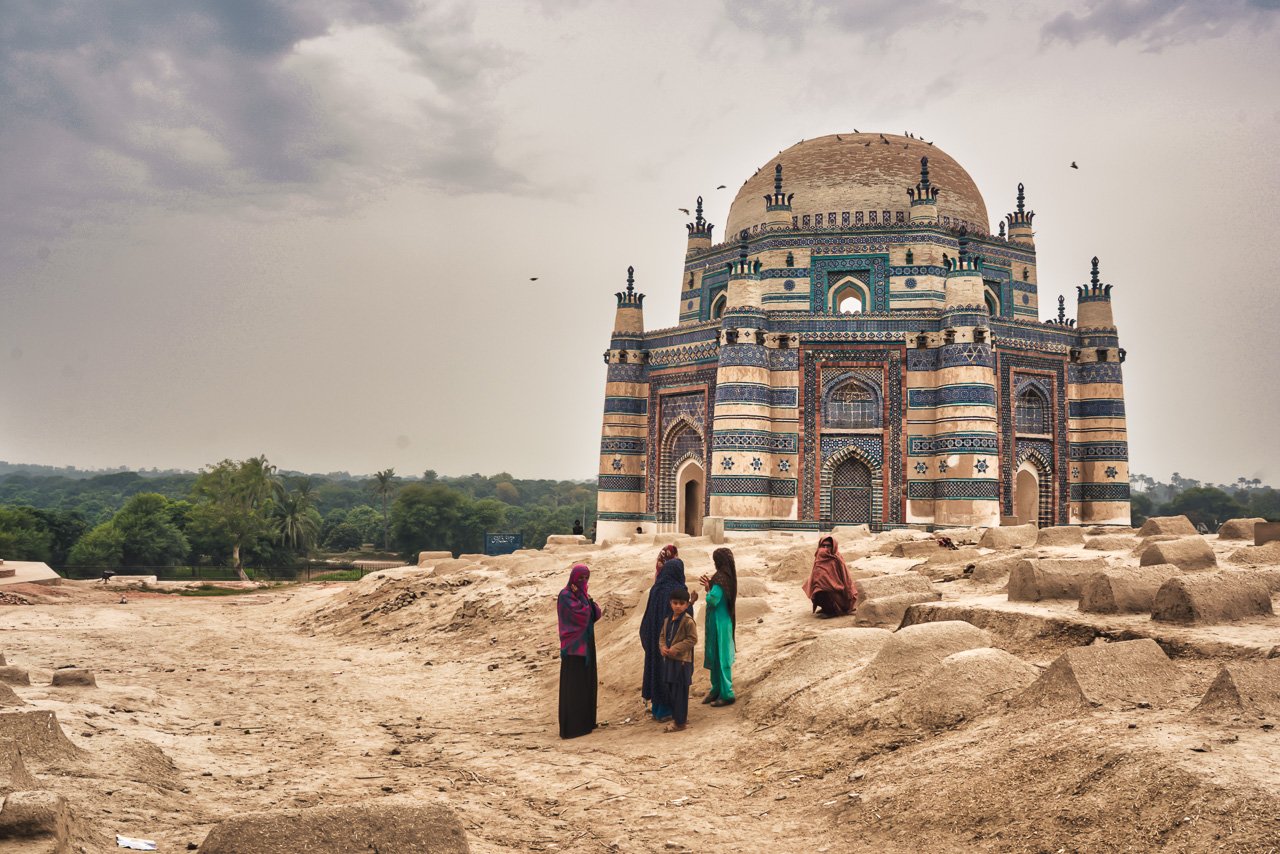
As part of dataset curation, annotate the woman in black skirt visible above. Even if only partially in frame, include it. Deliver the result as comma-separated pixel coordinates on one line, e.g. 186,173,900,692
557,563,601,739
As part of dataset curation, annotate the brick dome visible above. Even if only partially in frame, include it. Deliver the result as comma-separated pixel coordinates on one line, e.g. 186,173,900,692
725,133,989,237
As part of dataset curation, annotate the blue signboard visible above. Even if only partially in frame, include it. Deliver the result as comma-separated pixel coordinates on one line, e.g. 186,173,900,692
484,533,523,556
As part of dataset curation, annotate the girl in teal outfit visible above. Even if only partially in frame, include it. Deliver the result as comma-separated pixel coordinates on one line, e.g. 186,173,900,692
699,547,738,706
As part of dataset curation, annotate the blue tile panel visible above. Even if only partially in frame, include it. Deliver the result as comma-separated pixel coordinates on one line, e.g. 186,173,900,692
907,385,997,408
1068,399,1127,419
819,434,884,465
709,476,772,496
906,433,1000,456
598,475,646,492
940,343,994,368
606,363,647,383
714,383,797,407
600,437,646,456
718,344,770,368
997,353,1070,523
1070,483,1132,501
1069,442,1129,461
603,397,648,415
712,431,799,454
907,479,1000,500
1068,363,1125,384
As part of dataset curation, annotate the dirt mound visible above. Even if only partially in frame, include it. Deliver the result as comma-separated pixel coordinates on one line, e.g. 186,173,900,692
49,668,95,688
0,741,35,795
747,628,893,719
1139,537,1217,571
917,547,983,579
736,596,771,621
884,648,1040,730
0,684,22,708
859,621,994,696
935,527,985,545
1218,518,1266,540
1016,639,1179,709
1078,565,1182,614
1007,557,1108,601
979,524,1037,550
0,711,81,764
1084,534,1137,551
198,797,470,853
892,540,948,559
1037,526,1084,547
1151,572,1273,624
768,544,819,581
967,553,1025,584
1227,541,1280,567
854,592,940,627
1139,515,1198,537
855,573,935,600
0,668,29,687
736,576,768,597
0,790,73,850
1193,660,1280,721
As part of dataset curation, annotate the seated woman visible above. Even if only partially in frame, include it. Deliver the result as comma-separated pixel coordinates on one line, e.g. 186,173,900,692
803,536,858,618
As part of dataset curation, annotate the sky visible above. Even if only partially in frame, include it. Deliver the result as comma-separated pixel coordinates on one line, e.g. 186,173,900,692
1,0,1278,484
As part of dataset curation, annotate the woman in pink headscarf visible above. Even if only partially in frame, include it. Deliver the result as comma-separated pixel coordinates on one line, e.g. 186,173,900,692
655,544,679,580
557,564,601,739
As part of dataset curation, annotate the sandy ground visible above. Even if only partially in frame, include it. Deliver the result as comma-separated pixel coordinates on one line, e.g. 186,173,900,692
2,529,1279,852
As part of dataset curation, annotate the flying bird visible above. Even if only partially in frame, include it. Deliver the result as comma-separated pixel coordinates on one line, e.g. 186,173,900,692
836,135,841,141
1070,161,1079,169
716,184,726,189
529,277,539,282
678,208,690,215
853,129,859,133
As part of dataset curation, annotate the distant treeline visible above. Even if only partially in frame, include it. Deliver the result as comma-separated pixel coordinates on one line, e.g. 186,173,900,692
0,462,596,571
1129,472,1277,529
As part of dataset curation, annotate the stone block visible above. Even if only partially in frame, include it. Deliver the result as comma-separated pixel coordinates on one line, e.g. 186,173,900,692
1007,558,1109,601
0,711,80,763
0,684,21,708
417,551,452,566
978,524,1038,550
1036,526,1084,547
0,790,72,852
935,527,985,545
0,669,29,687
543,535,587,547
968,553,1026,584
854,591,941,627
830,524,872,541
1139,537,1217,571
1078,565,1182,614
855,573,937,601
49,669,95,688
1151,573,1273,624
1138,515,1198,537
1017,639,1179,709
0,741,35,796
1218,518,1266,541
1256,522,1280,547
893,540,946,559
197,798,470,854
701,516,725,544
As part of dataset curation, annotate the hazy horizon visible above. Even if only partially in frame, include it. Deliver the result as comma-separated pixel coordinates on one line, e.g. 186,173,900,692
3,1,1278,484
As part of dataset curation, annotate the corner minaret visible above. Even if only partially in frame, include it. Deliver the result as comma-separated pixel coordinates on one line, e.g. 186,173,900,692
1005,183,1035,246
726,229,762,309
763,163,794,229
686,196,714,253
908,157,940,224
1076,256,1115,329
596,266,651,542
944,229,985,310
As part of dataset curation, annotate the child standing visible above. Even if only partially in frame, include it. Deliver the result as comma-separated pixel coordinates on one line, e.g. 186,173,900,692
659,587,697,732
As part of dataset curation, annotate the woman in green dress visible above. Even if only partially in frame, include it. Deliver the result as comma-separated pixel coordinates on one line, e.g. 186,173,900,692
698,547,737,706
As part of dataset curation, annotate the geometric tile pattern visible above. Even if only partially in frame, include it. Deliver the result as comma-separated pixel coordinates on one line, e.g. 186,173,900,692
998,355,1069,523
1070,483,1132,501
1068,399,1127,419
906,433,999,456
711,431,798,454
809,254,891,312
1069,442,1129,461
907,385,997,408
820,434,884,464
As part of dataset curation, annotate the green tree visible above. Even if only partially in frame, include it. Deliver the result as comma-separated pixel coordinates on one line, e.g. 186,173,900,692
0,506,53,561
372,469,397,550
67,523,124,567
1163,487,1246,530
274,488,321,556
30,508,89,566
191,456,280,581
391,483,466,557
1247,488,1280,521
1130,493,1153,528
344,505,383,547
323,521,363,551
113,493,190,566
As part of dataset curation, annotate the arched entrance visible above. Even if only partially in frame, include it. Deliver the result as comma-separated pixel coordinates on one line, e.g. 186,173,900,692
1015,464,1039,527
676,459,705,536
831,457,872,524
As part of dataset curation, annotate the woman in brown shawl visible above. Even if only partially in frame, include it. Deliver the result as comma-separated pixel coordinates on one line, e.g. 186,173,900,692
803,536,858,617
654,543,678,580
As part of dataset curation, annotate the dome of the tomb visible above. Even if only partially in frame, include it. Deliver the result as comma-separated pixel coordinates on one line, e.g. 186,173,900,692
725,133,990,237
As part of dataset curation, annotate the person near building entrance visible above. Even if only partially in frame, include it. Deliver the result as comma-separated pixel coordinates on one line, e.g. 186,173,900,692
699,547,737,706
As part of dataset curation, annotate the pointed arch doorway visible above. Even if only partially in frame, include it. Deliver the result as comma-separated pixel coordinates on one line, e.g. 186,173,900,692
676,458,705,536
831,457,873,524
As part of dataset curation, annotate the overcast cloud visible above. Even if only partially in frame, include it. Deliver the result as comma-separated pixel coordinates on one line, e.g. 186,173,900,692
1,0,1277,485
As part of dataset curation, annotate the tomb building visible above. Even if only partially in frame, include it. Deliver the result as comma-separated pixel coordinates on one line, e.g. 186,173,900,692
594,133,1129,540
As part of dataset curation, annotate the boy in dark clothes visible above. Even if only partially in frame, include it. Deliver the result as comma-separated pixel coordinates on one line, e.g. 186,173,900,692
659,586,697,732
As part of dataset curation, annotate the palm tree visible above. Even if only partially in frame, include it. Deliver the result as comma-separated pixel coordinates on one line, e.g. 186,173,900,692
275,488,319,555
373,468,397,551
